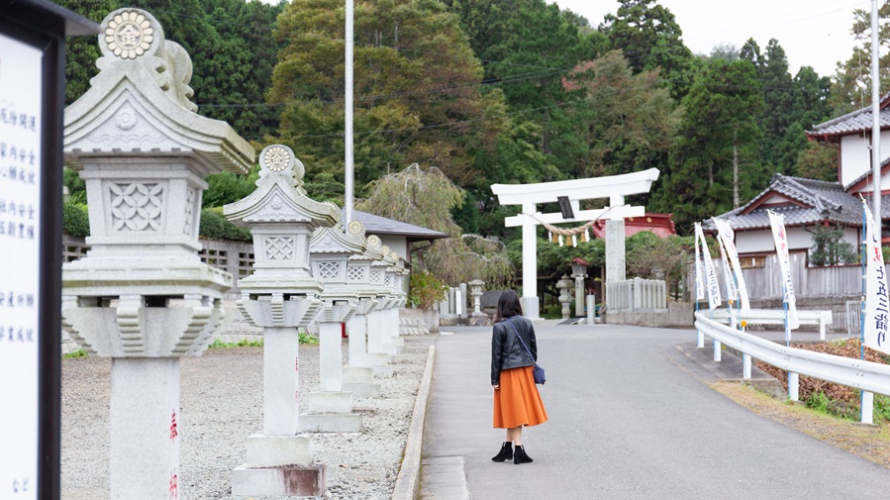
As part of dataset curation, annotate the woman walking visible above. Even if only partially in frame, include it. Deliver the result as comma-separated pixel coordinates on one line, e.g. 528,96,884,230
490,290,548,465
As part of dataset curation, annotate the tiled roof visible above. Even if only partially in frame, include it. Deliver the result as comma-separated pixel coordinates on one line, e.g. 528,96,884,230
353,210,449,240
703,174,865,231
808,92,890,137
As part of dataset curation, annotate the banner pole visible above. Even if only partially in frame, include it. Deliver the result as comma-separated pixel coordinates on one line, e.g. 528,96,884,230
861,204,868,422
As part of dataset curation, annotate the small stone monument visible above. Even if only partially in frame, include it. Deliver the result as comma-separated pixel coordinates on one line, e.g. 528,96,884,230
302,223,364,433
469,279,488,326
556,274,574,320
571,258,589,317
223,144,337,496
61,9,253,499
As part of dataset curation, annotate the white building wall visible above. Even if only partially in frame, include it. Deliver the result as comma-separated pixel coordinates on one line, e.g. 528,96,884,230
840,130,890,187
379,235,408,262
735,226,860,256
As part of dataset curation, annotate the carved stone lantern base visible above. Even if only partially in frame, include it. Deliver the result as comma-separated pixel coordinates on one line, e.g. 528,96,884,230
232,463,326,497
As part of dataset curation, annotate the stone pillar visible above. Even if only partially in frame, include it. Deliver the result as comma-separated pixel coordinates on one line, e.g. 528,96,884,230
587,294,596,325
605,195,626,285
225,145,338,495
521,201,540,319
556,275,573,320
571,263,588,318
61,10,251,499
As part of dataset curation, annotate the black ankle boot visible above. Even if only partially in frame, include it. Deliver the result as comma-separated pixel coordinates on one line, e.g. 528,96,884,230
513,445,533,464
491,442,513,462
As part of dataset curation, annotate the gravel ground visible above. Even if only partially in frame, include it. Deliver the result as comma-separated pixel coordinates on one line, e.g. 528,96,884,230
61,334,436,500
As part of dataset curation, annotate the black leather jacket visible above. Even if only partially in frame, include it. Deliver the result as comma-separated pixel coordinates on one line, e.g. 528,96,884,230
491,315,537,386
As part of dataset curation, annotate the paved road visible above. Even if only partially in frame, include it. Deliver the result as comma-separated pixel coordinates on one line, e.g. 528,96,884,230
422,324,890,500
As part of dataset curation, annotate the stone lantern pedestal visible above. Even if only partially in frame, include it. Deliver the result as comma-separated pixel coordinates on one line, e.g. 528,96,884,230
302,223,366,433
60,9,254,499
380,251,406,355
224,145,338,496
364,245,396,376
342,234,383,398
556,274,574,320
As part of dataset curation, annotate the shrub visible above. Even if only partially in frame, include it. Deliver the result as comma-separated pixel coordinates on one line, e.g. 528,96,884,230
62,199,90,237
199,207,252,241
408,271,448,310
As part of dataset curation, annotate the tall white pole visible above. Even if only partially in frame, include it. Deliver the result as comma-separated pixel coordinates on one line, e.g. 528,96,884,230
872,0,881,226
344,0,355,225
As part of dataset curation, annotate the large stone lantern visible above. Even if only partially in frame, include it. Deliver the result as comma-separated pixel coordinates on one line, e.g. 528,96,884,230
60,9,253,499
224,144,338,495
304,222,364,433
469,279,488,326
381,250,404,354
556,274,574,320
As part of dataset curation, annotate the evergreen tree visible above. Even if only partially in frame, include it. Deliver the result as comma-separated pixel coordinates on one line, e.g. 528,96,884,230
600,0,695,100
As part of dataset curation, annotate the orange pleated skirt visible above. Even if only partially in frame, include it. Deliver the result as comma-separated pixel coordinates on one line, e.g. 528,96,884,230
493,366,548,429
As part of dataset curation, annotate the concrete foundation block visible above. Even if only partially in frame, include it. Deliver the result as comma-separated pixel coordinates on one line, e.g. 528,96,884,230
372,365,394,378
231,463,326,497
343,366,374,384
306,391,353,414
342,382,381,399
298,413,362,433
390,337,404,346
365,352,392,366
246,434,314,468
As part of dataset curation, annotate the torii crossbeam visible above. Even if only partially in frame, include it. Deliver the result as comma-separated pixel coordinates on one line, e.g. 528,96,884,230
491,168,660,319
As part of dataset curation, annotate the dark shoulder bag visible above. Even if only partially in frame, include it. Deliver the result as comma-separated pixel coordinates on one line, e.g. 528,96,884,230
505,317,546,385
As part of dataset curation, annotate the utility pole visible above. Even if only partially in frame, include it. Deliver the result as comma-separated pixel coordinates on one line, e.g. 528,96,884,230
344,0,354,225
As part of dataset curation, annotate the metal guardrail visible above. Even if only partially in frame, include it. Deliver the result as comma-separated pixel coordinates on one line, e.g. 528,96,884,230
708,308,833,340
694,311,890,400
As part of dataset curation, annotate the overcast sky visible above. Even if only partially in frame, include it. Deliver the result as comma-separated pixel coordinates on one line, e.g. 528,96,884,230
552,0,869,78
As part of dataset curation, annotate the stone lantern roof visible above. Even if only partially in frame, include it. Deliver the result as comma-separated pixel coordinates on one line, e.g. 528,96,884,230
63,9,253,174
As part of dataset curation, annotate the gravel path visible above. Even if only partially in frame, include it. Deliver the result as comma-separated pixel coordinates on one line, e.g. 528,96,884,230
61,334,436,500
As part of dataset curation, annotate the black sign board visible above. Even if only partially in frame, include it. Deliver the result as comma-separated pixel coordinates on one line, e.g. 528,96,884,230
0,2,97,499
557,196,574,220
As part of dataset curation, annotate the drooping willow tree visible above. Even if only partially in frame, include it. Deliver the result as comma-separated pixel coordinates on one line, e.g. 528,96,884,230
357,164,513,287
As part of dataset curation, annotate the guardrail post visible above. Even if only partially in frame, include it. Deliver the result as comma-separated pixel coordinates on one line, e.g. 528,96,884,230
696,328,704,348
714,340,721,362
861,391,874,424
819,313,827,341
743,353,751,379
788,372,799,402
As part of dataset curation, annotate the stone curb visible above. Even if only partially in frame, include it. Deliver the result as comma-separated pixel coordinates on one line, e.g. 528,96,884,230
392,345,436,500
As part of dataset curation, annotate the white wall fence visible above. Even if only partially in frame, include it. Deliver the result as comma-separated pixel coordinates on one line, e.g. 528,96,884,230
606,277,667,312
694,311,890,424
708,308,833,340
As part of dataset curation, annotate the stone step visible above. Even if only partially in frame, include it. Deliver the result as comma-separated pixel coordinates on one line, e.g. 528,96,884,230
298,413,362,433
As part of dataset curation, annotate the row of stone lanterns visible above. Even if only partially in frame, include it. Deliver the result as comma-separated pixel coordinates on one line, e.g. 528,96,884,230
60,9,411,498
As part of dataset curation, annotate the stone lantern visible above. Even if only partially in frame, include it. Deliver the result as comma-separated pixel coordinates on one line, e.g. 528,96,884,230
342,231,382,398
556,274,574,319
60,9,253,499
304,222,364,433
364,238,393,375
381,250,404,354
224,144,337,496
468,279,487,326
571,258,589,318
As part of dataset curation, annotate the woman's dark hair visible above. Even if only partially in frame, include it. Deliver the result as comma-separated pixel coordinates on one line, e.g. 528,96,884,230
496,289,523,322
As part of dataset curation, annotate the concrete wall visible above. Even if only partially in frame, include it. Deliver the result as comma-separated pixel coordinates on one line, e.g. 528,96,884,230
603,302,693,328
840,130,890,187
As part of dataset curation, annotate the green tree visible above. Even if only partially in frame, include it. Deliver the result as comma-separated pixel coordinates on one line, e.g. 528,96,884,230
654,58,765,233
272,0,507,201
809,226,858,266
600,0,695,100
830,2,890,114
562,50,679,178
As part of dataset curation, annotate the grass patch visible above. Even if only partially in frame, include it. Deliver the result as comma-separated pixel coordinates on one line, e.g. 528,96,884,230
63,349,88,359
208,331,319,348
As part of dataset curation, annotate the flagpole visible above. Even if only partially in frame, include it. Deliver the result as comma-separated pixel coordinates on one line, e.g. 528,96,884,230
344,0,355,225
871,0,881,228
861,203,870,423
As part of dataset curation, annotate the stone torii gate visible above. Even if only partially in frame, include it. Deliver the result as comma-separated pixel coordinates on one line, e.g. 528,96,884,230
491,168,660,319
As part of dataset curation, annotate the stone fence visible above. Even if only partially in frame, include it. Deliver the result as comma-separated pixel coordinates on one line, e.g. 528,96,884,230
606,277,667,312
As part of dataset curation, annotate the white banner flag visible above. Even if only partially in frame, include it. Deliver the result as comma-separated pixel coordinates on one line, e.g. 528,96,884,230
694,223,705,301
695,223,721,310
864,201,890,354
713,218,751,314
767,211,800,330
